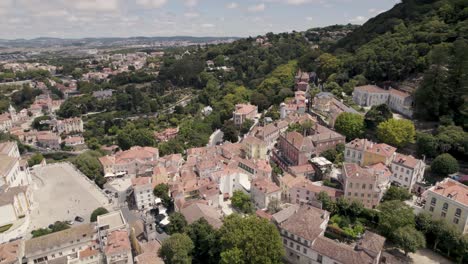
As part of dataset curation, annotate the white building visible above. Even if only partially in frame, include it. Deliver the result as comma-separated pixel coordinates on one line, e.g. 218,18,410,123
251,177,281,209
131,177,155,210
55,117,84,134
390,153,426,190
352,85,414,117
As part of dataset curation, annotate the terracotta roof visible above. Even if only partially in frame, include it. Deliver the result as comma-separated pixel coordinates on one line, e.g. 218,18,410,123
354,85,386,93
343,163,373,179
392,153,422,169
256,209,273,220
104,230,131,256
252,177,281,194
234,104,257,115
0,240,22,264
289,164,315,175
428,178,468,205
79,247,100,260
292,180,343,199
367,163,392,178
131,177,152,187
284,131,313,151
279,206,328,242
272,204,300,224
388,88,411,98
366,143,396,158
243,135,267,147
180,202,223,229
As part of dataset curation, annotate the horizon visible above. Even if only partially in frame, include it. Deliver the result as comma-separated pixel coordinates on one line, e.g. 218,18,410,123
0,0,400,40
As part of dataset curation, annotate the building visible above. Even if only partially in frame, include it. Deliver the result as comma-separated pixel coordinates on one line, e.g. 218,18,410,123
180,202,223,229
251,120,289,149
251,177,281,209
390,153,426,190
0,113,13,132
345,139,396,167
24,223,98,264
36,131,61,150
312,92,360,128
275,205,386,264
274,131,314,168
55,117,84,134
352,85,414,117
242,136,268,160
341,163,391,209
308,124,345,156
423,178,468,234
104,230,133,264
99,146,159,177
0,240,23,264
97,210,128,239
289,179,343,205
131,177,154,210
154,127,179,142
93,90,114,100
64,136,86,147
233,104,258,125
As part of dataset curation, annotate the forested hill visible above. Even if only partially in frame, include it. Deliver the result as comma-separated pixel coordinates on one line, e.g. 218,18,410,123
333,0,468,52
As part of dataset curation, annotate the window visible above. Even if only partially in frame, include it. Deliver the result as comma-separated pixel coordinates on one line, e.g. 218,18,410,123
317,254,323,264
406,170,410,175
429,206,434,212
348,192,351,196
290,242,293,248
431,197,437,206
296,245,300,250
362,184,366,189
346,150,350,156
369,184,373,190
442,203,448,211
454,218,459,224
367,194,371,198
354,193,358,197
441,212,446,218
303,248,307,254
306,191,310,195
405,177,408,182
361,193,364,197
283,239,287,244
349,183,353,188
455,208,461,217
355,183,360,189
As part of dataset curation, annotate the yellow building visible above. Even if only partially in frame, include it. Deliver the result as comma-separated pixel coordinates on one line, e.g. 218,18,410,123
242,136,268,160
424,178,468,234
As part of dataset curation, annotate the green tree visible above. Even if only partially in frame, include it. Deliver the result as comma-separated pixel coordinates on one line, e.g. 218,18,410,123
377,119,415,148
219,214,284,264
416,132,439,158
267,197,281,214
167,212,188,235
72,151,105,187
382,186,412,202
317,53,341,80
394,226,426,256
365,104,393,128
334,112,364,140
317,191,337,214
221,120,239,143
159,233,194,264
32,116,51,131
185,218,220,264
154,183,172,208
90,207,109,222
231,190,254,214
431,153,459,176
28,153,44,167
378,201,415,238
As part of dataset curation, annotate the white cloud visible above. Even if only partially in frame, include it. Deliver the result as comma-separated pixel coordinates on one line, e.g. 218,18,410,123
184,12,200,18
248,3,265,12
71,0,119,11
226,2,238,9
184,0,198,7
201,23,215,28
368,8,385,15
305,16,313,21
349,16,367,24
285,0,311,5
136,0,167,8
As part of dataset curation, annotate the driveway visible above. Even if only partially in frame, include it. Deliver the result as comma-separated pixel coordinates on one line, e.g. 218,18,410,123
409,249,453,264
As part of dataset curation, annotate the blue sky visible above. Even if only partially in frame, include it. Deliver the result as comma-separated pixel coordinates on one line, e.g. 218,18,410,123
0,0,400,39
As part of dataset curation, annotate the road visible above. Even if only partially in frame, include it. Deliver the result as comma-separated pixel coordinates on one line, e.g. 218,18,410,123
207,129,224,146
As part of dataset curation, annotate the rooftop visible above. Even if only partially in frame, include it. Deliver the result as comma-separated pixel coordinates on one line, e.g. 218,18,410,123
97,210,127,231
354,85,386,93
428,178,468,205
104,230,131,255
252,177,281,194
279,206,328,242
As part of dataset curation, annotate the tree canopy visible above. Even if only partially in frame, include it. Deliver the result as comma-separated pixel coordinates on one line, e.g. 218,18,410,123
377,118,415,148
334,112,364,140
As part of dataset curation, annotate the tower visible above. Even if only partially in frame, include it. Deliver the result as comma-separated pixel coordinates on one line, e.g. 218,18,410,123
8,104,18,122
280,102,287,119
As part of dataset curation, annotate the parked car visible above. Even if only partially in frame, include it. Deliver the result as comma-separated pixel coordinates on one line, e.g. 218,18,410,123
105,190,111,194
156,225,164,234
74,216,84,222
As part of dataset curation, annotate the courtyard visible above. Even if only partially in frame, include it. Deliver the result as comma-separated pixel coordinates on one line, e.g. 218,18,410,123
28,163,111,235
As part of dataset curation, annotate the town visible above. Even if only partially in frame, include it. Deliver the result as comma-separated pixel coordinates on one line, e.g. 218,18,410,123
0,0,467,264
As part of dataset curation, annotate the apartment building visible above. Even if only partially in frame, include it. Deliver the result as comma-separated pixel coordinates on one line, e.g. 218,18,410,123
131,177,155,210
251,120,289,149
275,205,386,264
423,178,468,234
242,136,268,160
274,131,314,168
36,131,62,150
233,103,258,125
345,138,396,166
99,146,159,177
341,163,391,209
251,177,281,209
390,153,426,190
0,240,23,264
289,179,343,205
104,230,133,264
55,117,84,134
352,85,414,117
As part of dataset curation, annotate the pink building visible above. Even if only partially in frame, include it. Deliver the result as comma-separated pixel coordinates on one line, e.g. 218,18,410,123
233,104,258,125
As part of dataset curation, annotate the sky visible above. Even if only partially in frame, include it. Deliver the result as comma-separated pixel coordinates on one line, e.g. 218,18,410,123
0,0,400,39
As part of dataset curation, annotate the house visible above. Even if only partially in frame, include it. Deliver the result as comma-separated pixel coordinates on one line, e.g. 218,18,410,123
180,202,223,229
390,153,426,190
242,136,268,160
251,120,289,149
154,127,179,142
36,131,61,150
353,85,414,117
0,240,23,264
202,106,213,116
99,146,159,177
308,124,345,156
289,179,343,205
93,89,114,100
275,205,386,264
24,223,98,264
423,178,468,234
134,240,164,264
273,131,314,168
131,177,154,210
251,177,281,209
312,92,360,128
64,136,86,147
345,139,396,166
233,104,258,125
104,230,133,264
0,113,13,132
341,163,391,209
55,117,84,134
